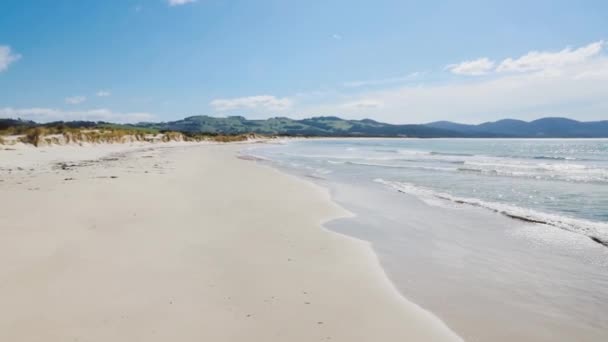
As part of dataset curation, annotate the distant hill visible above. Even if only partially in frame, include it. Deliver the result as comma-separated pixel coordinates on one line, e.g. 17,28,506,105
426,117,608,138
135,115,469,138
2,116,607,138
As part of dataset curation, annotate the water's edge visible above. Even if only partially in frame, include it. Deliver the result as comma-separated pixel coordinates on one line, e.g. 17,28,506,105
236,147,466,341
239,141,608,342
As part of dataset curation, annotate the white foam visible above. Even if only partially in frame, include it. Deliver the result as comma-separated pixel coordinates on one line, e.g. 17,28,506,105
374,178,608,245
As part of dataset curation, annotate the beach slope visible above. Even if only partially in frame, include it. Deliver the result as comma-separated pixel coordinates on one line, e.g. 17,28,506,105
0,144,460,341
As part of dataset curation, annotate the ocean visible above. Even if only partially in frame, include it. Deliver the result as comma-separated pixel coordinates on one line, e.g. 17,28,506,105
245,138,608,341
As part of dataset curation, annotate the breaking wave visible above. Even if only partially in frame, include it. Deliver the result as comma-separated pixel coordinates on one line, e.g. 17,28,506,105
374,178,608,247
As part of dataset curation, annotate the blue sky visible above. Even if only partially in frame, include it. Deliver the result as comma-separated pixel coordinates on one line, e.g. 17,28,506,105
0,0,607,124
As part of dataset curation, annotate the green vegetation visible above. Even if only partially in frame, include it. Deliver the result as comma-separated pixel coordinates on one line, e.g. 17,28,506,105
0,119,160,146
181,132,256,142
0,116,469,144
0,118,261,146
134,115,608,138
135,115,465,137
2,115,608,140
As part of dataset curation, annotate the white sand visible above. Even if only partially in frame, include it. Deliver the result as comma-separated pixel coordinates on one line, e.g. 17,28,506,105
0,143,461,341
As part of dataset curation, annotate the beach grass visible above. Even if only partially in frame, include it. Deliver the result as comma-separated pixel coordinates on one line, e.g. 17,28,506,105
0,122,261,146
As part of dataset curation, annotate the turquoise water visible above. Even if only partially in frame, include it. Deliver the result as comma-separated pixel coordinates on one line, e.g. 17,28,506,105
249,138,608,245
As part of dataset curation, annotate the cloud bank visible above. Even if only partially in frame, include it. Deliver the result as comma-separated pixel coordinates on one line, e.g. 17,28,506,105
210,95,292,112
65,96,87,105
446,58,495,76
96,90,111,97
0,107,155,123
497,41,603,73
0,45,21,72
298,41,608,123
446,41,604,75
343,72,424,88
167,0,196,6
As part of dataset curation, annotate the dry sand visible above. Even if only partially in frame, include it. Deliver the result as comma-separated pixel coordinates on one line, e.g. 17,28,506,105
0,143,461,341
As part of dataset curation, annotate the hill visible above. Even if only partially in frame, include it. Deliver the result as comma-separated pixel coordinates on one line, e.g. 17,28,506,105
2,116,607,139
135,115,469,137
425,117,608,137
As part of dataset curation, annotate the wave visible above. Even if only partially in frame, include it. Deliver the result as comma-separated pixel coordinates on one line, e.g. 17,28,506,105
383,149,601,164
460,161,608,183
238,153,270,162
344,161,456,172
341,158,608,184
374,148,431,155
533,155,577,161
503,154,600,162
457,167,484,173
285,152,426,161
374,148,399,153
271,149,608,184
457,166,608,183
374,178,608,247
429,151,475,157
326,160,344,165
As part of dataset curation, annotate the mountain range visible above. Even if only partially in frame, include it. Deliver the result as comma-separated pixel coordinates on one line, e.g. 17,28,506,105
2,116,607,138
136,116,608,138
426,117,608,138
135,115,465,138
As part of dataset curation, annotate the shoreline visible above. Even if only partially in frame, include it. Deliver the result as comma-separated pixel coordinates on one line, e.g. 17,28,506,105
320,179,608,342
243,139,608,342
239,147,464,339
0,142,462,341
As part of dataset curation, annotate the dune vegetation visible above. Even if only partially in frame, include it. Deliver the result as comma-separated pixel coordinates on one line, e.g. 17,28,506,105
0,119,258,147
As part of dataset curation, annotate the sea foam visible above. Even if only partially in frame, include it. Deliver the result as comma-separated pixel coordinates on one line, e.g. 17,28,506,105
374,178,608,247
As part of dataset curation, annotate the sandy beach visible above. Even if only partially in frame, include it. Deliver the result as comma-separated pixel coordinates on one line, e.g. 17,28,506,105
0,143,461,342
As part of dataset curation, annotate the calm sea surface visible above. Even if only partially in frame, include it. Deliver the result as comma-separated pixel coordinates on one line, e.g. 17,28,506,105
251,138,608,244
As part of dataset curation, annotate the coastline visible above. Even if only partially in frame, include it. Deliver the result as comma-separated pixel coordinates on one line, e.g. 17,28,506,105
0,143,461,341
239,147,465,339
244,138,608,342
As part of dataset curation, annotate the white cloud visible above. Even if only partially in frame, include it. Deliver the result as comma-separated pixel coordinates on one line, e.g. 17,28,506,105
167,0,196,6
0,45,21,73
342,100,383,109
574,66,608,80
446,41,605,77
210,95,292,112
497,41,604,73
0,107,155,123
446,57,495,76
290,40,606,123
96,90,111,97
296,51,608,123
65,96,87,105
332,34,342,40
343,72,423,87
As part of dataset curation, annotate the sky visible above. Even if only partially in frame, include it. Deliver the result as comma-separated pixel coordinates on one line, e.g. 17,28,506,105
0,0,607,124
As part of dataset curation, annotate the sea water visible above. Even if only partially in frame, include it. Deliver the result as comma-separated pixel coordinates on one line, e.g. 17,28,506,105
250,138,608,244
246,138,608,342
